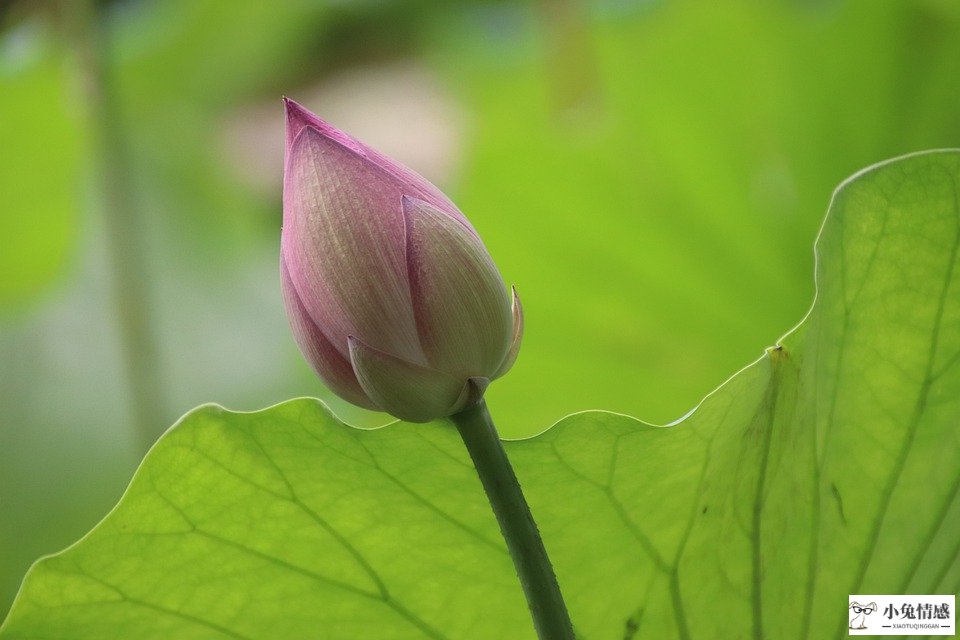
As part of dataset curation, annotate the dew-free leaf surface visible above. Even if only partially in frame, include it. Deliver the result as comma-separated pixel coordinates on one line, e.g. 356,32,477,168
452,0,960,431
3,151,959,638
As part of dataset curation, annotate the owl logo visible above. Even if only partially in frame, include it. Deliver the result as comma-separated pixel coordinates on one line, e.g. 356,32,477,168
849,601,877,630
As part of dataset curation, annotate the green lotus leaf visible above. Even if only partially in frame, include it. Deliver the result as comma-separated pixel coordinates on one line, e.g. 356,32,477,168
2,151,958,638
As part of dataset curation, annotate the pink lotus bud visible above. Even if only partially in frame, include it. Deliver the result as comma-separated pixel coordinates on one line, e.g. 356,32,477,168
281,98,523,423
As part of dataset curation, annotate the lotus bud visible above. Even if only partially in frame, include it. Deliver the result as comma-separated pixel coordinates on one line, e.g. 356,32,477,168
280,98,523,423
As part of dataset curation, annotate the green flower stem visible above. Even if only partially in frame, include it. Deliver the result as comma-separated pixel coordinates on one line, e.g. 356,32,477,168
451,400,575,640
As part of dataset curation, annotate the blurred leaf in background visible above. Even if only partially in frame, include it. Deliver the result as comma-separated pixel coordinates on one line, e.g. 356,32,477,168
2,0,960,621
0,16,82,308
442,0,960,429
0,0,336,617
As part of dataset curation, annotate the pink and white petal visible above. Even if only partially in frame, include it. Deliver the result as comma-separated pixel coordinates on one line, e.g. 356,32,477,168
403,196,513,378
283,98,474,232
348,336,466,423
284,98,366,168
281,256,377,410
492,286,524,380
282,126,425,364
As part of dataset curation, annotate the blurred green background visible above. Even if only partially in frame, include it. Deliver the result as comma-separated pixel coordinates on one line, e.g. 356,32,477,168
2,0,960,620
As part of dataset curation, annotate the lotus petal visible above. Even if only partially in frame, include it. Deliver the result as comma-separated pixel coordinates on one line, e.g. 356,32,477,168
348,336,467,423
281,256,377,409
493,286,524,380
282,126,424,364
402,196,512,378
284,98,473,230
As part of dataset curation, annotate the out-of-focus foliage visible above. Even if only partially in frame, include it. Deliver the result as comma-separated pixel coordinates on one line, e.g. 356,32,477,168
4,151,959,638
444,0,960,429
0,21,81,307
0,0,338,618
2,0,960,620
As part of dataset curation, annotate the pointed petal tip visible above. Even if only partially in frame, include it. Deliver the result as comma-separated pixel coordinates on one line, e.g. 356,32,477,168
400,194,432,220
400,194,428,206
449,376,490,414
284,98,331,149
346,335,365,359
492,287,524,380
283,98,366,158
400,195,427,228
283,96,311,122
284,97,315,154
291,122,324,145
509,285,523,318
281,272,378,411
